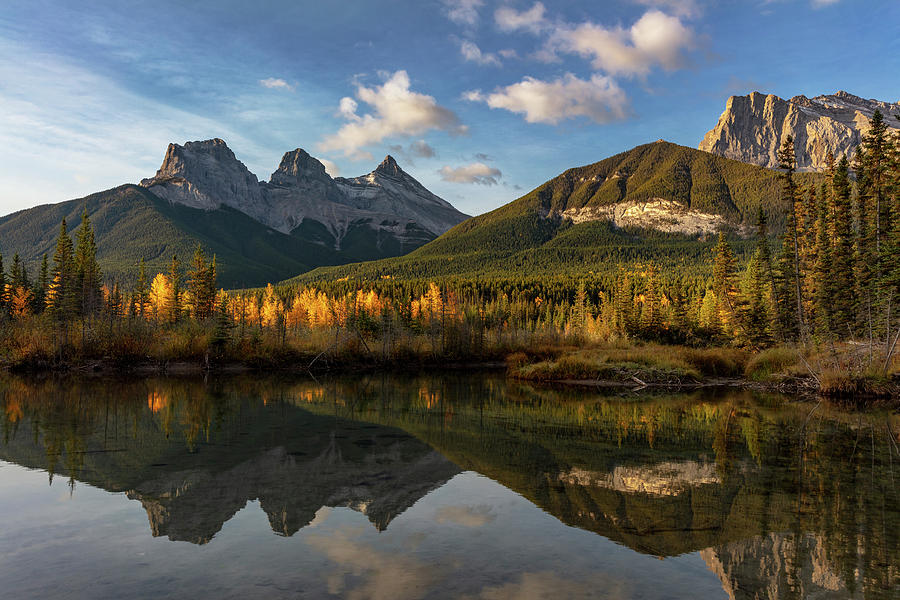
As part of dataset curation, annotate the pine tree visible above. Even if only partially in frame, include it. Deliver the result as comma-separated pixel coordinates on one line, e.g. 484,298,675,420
831,155,855,334
134,257,148,318
48,218,76,321
74,210,102,316
813,181,834,336
776,135,805,338
640,265,661,334
10,254,24,292
168,255,181,323
742,250,772,348
0,253,7,318
713,233,743,340
188,244,216,321
35,253,49,314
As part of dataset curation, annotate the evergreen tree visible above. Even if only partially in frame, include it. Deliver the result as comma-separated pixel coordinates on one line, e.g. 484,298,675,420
34,253,49,314
713,233,743,339
640,264,662,334
742,250,772,348
10,254,24,291
74,210,102,316
0,253,7,317
134,257,148,318
831,155,855,333
188,244,216,321
168,254,181,323
813,181,834,335
776,135,805,337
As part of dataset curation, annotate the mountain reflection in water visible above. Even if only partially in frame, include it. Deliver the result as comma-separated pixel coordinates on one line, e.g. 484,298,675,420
0,374,897,599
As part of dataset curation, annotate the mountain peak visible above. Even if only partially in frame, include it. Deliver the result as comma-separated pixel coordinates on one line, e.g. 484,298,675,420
374,155,402,177
270,148,331,186
140,138,262,211
701,90,900,170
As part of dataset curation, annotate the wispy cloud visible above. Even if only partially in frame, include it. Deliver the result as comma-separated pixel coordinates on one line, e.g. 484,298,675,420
259,77,294,90
633,0,702,18
0,39,260,215
443,0,484,26
460,40,501,66
464,73,629,125
439,162,502,185
318,70,467,159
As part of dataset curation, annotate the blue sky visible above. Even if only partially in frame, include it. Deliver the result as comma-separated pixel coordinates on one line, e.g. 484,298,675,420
1,0,898,217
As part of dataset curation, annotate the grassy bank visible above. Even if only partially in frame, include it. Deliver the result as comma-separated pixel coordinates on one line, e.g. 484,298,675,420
2,316,897,406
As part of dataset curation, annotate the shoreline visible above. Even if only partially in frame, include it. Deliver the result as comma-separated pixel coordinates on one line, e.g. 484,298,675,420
3,357,897,409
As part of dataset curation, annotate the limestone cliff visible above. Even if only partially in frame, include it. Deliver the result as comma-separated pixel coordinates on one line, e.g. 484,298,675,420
699,91,900,171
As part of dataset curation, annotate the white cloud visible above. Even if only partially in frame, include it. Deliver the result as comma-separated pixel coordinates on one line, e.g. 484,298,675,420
495,5,696,78
495,2,548,33
811,0,840,6
498,48,519,59
443,0,484,25
460,40,501,66
465,73,629,125
439,162,502,185
319,158,340,177
259,77,294,90
319,70,467,158
550,10,695,76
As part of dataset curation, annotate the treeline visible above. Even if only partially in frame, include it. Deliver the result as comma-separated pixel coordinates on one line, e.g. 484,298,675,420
710,110,900,348
0,211,219,326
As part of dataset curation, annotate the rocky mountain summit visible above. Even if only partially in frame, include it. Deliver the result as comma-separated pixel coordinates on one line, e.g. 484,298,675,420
699,91,900,170
141,139,468,252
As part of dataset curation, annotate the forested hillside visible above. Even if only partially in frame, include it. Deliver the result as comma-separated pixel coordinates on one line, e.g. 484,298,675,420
285,141,820,286
0,185,404,288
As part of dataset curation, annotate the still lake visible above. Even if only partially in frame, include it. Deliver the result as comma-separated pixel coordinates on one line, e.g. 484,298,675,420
0,373,897,599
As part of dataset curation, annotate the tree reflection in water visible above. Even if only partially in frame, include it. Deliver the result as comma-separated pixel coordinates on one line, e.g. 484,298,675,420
0,374,897,599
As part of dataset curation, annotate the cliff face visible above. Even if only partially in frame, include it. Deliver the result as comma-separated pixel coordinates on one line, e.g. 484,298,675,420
699,91,900,170
701,533,861,600
140,139,469,251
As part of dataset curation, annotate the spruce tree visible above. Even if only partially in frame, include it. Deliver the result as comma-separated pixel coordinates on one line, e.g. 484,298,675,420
48,218,76,322
742,250,772,348
188,244,216,321
74,210,102,316
35,253,49,314
713,233,743,340
0,253,7,318
776,135,805,337
813,181,834,336
134,257,148,318
168,254,181,323
831,155,855,334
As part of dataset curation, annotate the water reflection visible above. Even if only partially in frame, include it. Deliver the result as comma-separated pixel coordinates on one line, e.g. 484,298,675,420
0,374,897,599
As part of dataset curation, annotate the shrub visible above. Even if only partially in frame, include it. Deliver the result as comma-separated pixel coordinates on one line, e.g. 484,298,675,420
744,347,800,381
